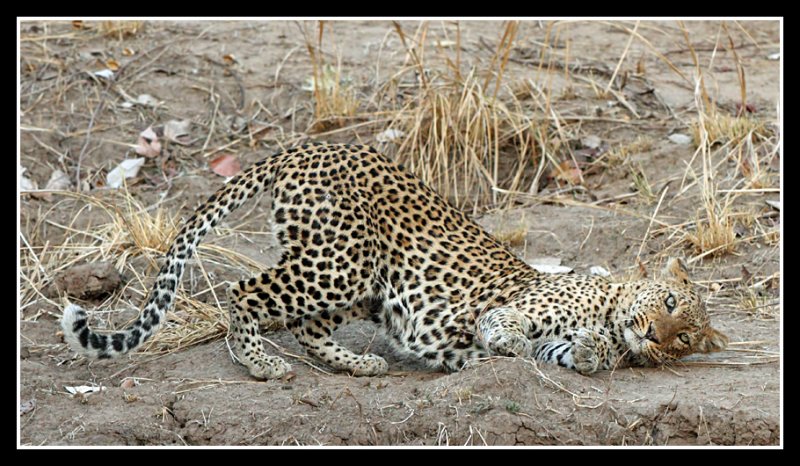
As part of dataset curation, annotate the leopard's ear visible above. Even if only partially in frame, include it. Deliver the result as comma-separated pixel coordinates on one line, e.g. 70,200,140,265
662,257,692,286
695,327,729,353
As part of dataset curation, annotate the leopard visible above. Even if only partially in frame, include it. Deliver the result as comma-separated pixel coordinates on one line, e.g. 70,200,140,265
61,142,729,379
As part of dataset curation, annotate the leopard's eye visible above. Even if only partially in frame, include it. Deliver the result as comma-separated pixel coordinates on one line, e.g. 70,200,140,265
665,294,677,312
678,333,690,345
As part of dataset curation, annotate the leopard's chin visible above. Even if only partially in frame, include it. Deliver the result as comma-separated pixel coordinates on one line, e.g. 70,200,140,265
623,327,649,355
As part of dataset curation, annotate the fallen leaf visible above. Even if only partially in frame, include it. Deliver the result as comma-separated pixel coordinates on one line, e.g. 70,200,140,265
528,257,571,274
107,158,146,188
65,385,106,396
122,47,136,56
223,54,237,65
437,40,456,47
550,160,583,185
92,69,115,80
529,257,561,266
376,128,406,143
45,169,71,191
20,399,36,416
209,154,241,177
735,103,757,114
135,126,162,158
106,58,120,71
31,169,72,201
668,133,692,145
121,94,161,110
530,264,573,274
767,52,780,61
765,200,780,211
163,120,192,145
120,378,137,389
589,266,611,277
581,135,602,149
20,167,38,193
136,94,160,107
72,20,90,30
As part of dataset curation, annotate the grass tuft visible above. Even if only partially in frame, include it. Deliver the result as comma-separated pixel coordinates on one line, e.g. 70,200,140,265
690,110,771,149
302,22,359,131
382,21,563,209
99,21,145,40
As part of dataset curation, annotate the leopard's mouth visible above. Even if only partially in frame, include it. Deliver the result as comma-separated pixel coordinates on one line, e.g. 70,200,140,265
624,327,680,364
624,327,648,354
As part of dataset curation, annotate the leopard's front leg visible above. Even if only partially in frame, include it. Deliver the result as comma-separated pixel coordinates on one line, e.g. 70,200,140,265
533,328,611,375
477,307,533,358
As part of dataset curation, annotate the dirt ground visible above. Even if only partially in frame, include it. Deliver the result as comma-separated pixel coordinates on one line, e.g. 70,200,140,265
19,20,781,446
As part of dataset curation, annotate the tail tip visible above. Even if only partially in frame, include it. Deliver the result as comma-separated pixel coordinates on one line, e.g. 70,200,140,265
61,303,87,334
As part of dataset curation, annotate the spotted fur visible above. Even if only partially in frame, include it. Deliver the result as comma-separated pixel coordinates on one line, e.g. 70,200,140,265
61,143,728,378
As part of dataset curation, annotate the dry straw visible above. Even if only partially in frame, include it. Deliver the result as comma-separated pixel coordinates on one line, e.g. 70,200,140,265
21,187,271,356
378,21,572,211
676,21,778,260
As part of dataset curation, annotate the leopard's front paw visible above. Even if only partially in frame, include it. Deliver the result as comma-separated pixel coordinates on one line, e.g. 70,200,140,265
570,328,609,375
487,332,533,358
349,353,389,376
246,355,292,380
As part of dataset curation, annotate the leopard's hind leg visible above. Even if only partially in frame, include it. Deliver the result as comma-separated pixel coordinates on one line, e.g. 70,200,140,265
288,301,387,376
227,282,293,380
228,260,377,379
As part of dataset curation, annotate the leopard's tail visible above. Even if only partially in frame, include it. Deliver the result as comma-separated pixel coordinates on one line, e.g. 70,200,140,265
61,153,285,359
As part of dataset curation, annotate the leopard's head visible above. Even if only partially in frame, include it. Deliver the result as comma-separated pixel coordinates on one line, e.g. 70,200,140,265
623,257,728,364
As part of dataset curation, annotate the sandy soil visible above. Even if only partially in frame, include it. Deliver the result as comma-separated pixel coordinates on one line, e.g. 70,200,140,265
19,19,781,446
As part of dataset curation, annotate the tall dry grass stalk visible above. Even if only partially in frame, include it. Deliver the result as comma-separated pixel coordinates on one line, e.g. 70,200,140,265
382,21,563,210
680,26,735,258
679,22,778,258
302,21,359,131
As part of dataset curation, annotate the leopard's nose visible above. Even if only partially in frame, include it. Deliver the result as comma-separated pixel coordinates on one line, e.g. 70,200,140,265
645,322,659,343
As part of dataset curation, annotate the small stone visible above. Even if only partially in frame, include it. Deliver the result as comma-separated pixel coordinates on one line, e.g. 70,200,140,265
668,133,693,145
46,262,122,300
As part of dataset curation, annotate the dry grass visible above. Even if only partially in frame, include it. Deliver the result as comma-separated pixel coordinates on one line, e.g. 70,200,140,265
301,22,359,131
629,162,656,204
736,287,778,321
600,136,655,168
686,207,736,257
98,21,145,39
378,21,571,210
19,188,269,356
676,22,779,260
690,111,771,148
491,214,528,247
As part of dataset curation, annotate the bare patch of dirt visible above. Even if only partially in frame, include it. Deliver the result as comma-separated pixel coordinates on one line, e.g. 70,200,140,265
19,20,781,446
